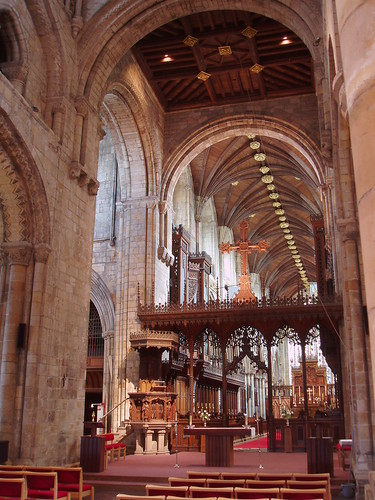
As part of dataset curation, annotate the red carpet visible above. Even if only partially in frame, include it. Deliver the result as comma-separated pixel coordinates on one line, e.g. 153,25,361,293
234,437,268,449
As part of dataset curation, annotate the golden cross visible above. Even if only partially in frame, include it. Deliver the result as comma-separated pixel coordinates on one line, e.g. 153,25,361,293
219,220,270,301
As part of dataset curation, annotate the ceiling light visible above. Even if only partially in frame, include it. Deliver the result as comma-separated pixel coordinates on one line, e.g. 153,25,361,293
285,234,293,240
197,71,211,81
242,26,258,39
183,35,198,47
250,140,261,149
267,184,276,191
296,262,303,268
279,216,287,222
248,213,256,218
218,45,232,56
280,222,289,229
287,240,295,246
269,192,279,200
259,165,270,174
161,54,173,63
248,133,256,139
254,152,266,161
231,181,239,186
289,245,297,250
250,63,264,74
273,202,281,208
280,36,292,45
283,229,291,234
291,249,298,254
275,208,284,215
261,174,273,184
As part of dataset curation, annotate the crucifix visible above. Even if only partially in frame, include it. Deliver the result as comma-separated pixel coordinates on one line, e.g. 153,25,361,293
219,220,270,301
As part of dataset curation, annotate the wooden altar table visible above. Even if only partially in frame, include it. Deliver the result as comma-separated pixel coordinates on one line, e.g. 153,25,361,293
183,426,254,467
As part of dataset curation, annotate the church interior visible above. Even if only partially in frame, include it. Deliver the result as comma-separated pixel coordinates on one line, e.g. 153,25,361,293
0,0,375,497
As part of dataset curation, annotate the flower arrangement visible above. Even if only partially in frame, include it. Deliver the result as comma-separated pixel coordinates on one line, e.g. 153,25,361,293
281,407,294,420
199,409,210,423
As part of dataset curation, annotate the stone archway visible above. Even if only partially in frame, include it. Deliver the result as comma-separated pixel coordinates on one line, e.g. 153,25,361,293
90,270,115,427
0,111,51,461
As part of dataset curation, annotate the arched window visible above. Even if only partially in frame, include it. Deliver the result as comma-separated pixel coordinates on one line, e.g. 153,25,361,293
88,301,104,357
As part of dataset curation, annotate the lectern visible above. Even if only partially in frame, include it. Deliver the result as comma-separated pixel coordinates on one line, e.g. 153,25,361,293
184,427,254,467
80,421,105,472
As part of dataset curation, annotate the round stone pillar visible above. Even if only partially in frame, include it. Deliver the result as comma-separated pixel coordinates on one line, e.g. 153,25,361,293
336,1,375,477
0,242,32,454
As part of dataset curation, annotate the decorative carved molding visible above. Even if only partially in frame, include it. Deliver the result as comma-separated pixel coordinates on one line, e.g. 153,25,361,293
88,178,100,196
130,329,180,351
157,245,174,267
0,115,50,245
1,241,32,266
33,243,51,264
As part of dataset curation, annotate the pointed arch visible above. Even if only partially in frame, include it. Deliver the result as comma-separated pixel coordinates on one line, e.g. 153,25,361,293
90,269,115,335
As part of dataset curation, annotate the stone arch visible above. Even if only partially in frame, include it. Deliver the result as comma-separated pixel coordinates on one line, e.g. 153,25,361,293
0,111,50,245
90,269,115,335
77,1,323,110
161,115,325,206
0,2,29,93
101,81,157,199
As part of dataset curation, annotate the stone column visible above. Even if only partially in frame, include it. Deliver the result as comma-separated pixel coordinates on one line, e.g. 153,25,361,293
157,429,167,454
337,219,372,478
144,428,153,454
102,331,114,432
19,243,51,461
336,2,375,463
250,373,255,417
0,242,32,456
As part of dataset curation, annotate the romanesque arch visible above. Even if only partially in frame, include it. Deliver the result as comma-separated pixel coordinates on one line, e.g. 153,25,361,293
0,111,50,245
76,1,323,111
161,116,325,206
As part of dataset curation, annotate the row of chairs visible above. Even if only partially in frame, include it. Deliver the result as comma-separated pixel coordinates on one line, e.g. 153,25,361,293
101,433,126,463
146,481,329,500
139,472,331,500
0,465,94,500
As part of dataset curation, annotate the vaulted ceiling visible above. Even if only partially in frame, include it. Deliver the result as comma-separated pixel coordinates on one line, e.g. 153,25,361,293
133,10,324,297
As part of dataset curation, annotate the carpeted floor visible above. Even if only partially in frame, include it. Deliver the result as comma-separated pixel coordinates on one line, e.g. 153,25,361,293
234,437,268,449
85,446,353,500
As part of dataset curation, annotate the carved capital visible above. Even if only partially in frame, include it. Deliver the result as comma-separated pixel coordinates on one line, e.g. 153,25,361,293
34,243,51,264
78,171,89,187
70,161,81,179
74,97,88,117
88,178,100,196
1,241,32,266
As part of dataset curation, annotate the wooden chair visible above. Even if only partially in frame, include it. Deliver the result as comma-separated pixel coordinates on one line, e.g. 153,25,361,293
168,477,207,488
146,485,189,498
291,474,330,500
55,466,94,500
285,481,328,500
188,472,222,480
279,488,326,500
0,477,27,500
190,486,234,498
234,487,280,499
245,480,285,489
25,471,69,500
257,474,293,483
207,479,246,489
221,473,257,481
